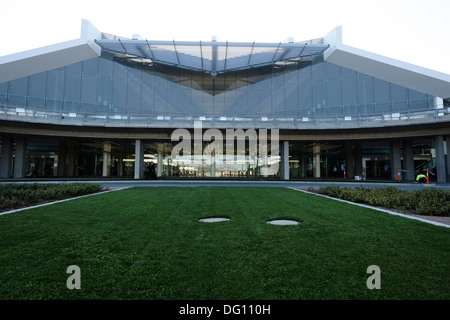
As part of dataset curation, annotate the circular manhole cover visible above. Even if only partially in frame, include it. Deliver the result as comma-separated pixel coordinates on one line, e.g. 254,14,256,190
199,217,230,223
267,219,300,225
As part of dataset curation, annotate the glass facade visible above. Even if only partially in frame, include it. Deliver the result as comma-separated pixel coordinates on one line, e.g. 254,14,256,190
0,43,448,181
0,53,435,124
0,135,438,180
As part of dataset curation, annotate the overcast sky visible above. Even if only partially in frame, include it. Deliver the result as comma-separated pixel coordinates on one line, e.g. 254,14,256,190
1,0,449,74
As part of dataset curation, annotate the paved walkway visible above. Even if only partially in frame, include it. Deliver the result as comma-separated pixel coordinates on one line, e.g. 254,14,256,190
1,179,449,227
92,179,450,191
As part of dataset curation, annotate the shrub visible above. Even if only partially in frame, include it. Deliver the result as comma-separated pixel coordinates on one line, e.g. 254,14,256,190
0,183,105,212
414,188,450,216
316,185,450,216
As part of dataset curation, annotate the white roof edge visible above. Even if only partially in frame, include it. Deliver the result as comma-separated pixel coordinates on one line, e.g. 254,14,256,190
323,26,450,98
0,19,101,84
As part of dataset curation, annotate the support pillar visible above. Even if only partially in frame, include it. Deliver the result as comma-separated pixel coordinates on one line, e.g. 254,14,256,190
446,135,450,183
344,142,354,179
0,136,14,178
67,141,76,177
435,135,447,183
209,149,216,177
355,143,362,178
57,140,67,177
403,139,415,181
280,140,289,180
13,137,27,178
134,139,144,179
390,140,401,181
102,142,111,177
157,152,163,177
313,144,321,178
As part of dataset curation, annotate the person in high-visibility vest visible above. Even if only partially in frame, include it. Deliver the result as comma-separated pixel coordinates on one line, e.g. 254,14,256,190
416,173,427,183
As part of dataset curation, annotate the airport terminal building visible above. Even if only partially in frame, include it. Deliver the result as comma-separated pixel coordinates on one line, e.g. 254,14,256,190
1,20,450,181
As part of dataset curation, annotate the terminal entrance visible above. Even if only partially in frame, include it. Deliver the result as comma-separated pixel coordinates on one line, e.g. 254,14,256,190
0,135,443,182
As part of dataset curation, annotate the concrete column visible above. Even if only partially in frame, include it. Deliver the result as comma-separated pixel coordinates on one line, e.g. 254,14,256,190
57,140,67,177
210,149,216,177
0,136,14,178
67,141,76,177
280,140,289,180
13,137,27,178
134,139,144,179
355,143,362,178
446,135,450,183
157,152,163,177
390,140,401,181
403,139,415,181
344,142,354,179
313,144,321,178
102,142,111,177
435,135,447,183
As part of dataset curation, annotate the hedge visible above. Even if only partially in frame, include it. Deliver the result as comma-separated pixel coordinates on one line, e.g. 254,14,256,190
314,186,450,216
0,183,105,212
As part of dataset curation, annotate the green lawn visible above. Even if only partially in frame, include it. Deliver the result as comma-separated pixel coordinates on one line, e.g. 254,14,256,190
0,187,449,300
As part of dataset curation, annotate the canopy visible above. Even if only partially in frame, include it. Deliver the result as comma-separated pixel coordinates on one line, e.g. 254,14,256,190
95,39,329,75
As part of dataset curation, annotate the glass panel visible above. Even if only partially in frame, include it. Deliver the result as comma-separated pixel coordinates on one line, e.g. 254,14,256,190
312,63,326,80
9,77,28,98
409,89,428,111
327,78,341,107
141,72,154,115
357,75,374,106
111,62,128,112
98,57,114,76
64,72,81,102
342,77,357,107
66,61,82,73
342,67,356,78
247,84,259,117
272,73,285,116
285,71,299,116
154,77,167,115
326,63,341,79
391,83,408,102
82,58,98,75
97,76,112,110
28,73,47,99
151,44,179,65
312,80,326,109
299,80,312,112
373,78,390,103
0,82,7,95
259,76,272,116
127,68,142,112
81,74,97,105
46,70,65,102
167,81,180,115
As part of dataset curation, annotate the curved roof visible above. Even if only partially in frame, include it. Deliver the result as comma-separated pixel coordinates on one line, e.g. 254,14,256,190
94,39,329,75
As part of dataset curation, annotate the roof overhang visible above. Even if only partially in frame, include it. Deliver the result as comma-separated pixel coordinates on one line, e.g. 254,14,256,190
0,19,101,84
95,39,329,75
324,27,450,98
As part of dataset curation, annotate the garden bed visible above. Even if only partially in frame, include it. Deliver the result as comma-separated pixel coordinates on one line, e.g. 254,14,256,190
308,185,450,217
0,183,106,213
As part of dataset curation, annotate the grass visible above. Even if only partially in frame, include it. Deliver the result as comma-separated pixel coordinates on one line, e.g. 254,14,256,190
0,186,449,300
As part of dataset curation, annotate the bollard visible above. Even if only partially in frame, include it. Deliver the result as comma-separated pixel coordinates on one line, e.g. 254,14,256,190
398,169,400,182
427,168,429,184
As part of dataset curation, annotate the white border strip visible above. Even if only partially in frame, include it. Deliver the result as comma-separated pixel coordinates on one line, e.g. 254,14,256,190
292,188,450,229
0,187,131,216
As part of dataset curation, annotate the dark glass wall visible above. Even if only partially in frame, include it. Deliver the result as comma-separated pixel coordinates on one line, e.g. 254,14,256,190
0,53,435,123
